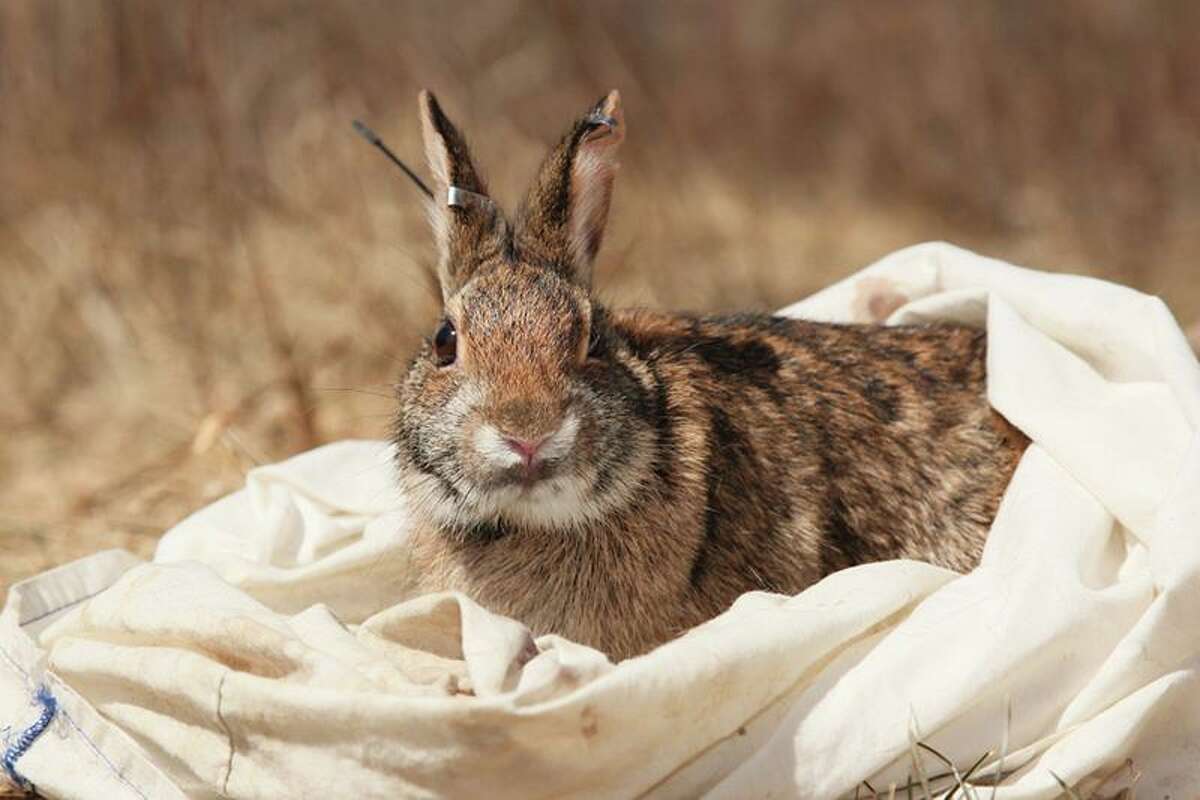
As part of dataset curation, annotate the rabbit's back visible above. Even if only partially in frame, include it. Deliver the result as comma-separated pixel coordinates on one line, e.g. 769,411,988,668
617,311,1025,615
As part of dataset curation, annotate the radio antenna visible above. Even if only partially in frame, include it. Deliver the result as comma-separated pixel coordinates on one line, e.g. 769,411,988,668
352,119,434,200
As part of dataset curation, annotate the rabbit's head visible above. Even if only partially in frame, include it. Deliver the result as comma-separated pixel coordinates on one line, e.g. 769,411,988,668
394,90,659,536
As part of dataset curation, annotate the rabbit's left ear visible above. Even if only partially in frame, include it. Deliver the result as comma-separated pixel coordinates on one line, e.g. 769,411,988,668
419,90,508,300
515,90,624,289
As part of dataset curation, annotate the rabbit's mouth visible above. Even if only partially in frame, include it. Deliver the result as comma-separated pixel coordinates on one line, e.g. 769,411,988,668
487,459,566,491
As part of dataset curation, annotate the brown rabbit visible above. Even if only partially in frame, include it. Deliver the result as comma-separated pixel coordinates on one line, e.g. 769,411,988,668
392,90,1027,660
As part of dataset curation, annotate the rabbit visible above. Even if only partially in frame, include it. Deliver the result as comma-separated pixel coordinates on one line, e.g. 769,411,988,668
392,89,1028,661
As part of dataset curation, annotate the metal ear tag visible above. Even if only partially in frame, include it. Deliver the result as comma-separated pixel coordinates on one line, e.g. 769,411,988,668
583,112,617,141
447,186,493,210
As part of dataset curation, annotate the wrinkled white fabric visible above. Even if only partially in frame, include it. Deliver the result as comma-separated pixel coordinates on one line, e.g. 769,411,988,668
2,242,1197,799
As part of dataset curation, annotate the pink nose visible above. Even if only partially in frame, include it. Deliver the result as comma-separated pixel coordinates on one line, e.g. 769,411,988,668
503,435,547,465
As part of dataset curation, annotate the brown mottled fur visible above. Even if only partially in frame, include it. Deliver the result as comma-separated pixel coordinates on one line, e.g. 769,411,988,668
393,91,1028,660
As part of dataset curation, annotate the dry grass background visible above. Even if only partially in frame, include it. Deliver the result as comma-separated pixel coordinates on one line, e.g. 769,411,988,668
2,1,1199,599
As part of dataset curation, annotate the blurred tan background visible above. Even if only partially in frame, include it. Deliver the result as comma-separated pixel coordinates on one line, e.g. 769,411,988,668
2,1,1199,597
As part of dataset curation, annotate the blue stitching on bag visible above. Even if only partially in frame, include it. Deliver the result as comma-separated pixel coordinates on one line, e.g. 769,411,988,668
2,685,57,793
0,646,150,799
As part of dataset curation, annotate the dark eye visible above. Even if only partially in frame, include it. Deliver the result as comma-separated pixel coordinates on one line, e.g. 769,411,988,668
586,325,605,360
432,319,457,367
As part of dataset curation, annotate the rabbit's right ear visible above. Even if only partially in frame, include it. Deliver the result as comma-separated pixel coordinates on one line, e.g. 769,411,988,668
515,90,625,289
419,91,508,300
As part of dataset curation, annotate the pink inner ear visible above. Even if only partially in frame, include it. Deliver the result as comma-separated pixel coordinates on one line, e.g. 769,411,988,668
569,150,619,267
566,92,625,268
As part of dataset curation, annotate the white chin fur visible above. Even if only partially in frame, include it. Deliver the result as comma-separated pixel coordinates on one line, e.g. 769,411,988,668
489,474,595,528
408,471,599,531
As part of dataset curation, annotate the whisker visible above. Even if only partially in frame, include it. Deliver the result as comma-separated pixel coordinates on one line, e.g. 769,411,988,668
312,386,396,399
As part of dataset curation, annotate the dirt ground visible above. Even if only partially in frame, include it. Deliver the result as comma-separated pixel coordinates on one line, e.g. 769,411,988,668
2,1,1199,598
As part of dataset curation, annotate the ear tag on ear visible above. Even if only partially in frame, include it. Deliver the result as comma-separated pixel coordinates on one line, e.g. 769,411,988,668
447,186,494,210
583,113,617,141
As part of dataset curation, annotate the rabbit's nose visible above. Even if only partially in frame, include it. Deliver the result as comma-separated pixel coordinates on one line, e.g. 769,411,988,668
502,434,549,466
